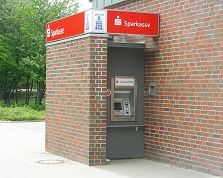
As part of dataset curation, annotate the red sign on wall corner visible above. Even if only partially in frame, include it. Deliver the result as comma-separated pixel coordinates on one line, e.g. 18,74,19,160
46,9,159,43
46,12,85,43
107,10,159,36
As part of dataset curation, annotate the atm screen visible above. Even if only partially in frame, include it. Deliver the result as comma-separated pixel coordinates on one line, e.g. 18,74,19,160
114,102,122,110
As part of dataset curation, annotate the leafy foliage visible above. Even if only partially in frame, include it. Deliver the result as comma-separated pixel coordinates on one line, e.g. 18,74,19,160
0,0,80,105
0,104,45,121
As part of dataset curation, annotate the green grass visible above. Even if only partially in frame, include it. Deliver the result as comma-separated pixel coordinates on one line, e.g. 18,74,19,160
0,98,45,121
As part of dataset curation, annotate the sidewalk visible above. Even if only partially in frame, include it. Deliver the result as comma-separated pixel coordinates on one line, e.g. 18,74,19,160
0,121,221,178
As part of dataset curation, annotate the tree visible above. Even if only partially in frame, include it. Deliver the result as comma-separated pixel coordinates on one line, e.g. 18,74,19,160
17,0,80,104
1,0,80,104
0,0,22,104
0,36,20,103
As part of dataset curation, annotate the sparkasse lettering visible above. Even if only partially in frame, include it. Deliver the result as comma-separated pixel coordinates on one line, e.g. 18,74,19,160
51,28,65,37
120,80,133,83
124,21,150,28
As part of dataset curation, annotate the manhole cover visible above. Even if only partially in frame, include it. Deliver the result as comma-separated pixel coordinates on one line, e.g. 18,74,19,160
36,159,65,164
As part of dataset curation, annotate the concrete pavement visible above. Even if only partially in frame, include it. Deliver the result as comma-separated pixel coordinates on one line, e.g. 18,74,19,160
0,121,221,178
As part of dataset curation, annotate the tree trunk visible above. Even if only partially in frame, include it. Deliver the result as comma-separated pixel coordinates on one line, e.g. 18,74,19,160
15,87,18,105
35,81,42,105
27,80,33,105
25,77,29,105
0,84,2,100
4,82,12,105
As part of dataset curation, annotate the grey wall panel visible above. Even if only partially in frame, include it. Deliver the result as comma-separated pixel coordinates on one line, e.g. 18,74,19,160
106,127,144,159
106,45,145,159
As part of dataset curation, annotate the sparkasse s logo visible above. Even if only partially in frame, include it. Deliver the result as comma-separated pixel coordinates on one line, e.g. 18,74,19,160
46,24,65,38
114,16,122,26
47,25,50,37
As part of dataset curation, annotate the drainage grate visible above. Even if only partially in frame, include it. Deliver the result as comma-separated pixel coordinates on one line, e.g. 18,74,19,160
35,159,65,164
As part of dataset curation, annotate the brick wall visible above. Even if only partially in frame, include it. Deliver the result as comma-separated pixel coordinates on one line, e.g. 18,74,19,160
46,35,107,165
109,0,223,176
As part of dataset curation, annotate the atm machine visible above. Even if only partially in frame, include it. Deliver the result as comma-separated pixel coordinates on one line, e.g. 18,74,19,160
111,76,137,122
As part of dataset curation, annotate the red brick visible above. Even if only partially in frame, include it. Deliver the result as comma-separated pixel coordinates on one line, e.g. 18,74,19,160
46,35,107,166
108,0,223,176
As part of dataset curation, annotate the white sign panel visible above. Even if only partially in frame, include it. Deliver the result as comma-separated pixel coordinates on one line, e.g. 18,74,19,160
84,9,93,33
115,78,134,87
92,10,107,33
85,10,107,33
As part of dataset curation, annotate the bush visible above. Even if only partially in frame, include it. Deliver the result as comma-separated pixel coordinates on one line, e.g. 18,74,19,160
0,104,45,121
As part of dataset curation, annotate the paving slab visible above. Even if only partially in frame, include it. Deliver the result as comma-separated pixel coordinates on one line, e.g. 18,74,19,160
0,121,221,178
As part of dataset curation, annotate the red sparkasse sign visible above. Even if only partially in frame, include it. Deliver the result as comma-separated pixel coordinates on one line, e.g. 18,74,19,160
46,10,159,43
107,10,159,36
46,12,85,43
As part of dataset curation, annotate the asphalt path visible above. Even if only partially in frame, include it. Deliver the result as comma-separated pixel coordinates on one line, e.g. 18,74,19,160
0,121,221,178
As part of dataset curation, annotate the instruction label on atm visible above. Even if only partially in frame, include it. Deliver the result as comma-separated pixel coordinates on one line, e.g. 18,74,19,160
115,78,134,87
